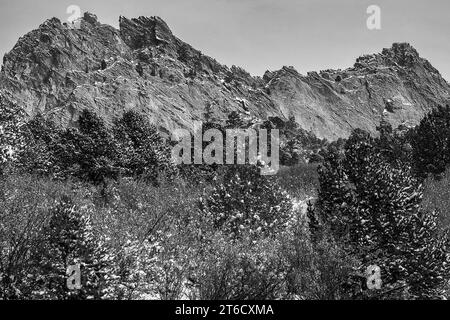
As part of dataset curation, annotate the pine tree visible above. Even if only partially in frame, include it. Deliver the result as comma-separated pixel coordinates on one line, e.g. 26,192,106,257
17,114,63,177
57,109,119,184
375,116,413,167
280,139,301,166
30,197,114,300
178,103,225,182
113,110,176,183
312,144,354,240
411,105,450,180
312,129,450,299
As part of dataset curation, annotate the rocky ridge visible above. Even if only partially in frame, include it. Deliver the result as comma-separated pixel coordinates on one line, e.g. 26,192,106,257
1,12,449,140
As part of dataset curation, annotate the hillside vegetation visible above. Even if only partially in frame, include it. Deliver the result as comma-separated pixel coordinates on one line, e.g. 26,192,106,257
1,98,449,300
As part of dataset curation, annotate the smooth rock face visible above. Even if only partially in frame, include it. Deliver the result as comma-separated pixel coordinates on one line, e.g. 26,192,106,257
1,13,449,140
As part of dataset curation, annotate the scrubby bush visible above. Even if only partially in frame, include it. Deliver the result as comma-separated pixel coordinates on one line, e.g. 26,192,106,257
192,232,289,300
201,165,292,239
91,178,202,245
4,102,450,301
0,175,85,299
89,178,206,300
283,236,360,299
275,163,319,200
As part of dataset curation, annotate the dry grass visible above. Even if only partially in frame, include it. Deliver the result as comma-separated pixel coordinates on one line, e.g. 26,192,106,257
275,163,319,200
422,168,450,233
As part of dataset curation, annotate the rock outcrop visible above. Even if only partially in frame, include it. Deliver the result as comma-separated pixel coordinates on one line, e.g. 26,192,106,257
1,13,449,140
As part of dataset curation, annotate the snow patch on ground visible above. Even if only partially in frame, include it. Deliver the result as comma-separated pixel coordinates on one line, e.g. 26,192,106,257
292,197,314,216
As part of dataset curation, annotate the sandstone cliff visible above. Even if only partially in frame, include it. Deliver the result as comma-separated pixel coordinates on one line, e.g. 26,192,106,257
1,12,449,140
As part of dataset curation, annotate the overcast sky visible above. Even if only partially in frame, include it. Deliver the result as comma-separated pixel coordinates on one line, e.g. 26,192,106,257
0,0,449,81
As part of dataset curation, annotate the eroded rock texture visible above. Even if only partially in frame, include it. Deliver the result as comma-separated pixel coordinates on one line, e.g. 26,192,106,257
1,12,449,140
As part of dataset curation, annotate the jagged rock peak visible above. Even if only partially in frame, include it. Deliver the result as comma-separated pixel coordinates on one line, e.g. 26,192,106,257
386,42,419,57
119,15,174,50
262,66,300,83
40,17,63,29
0,13,449,142
382,43,422,66
354,42,438,73
38,12,99,29
83,12,99,25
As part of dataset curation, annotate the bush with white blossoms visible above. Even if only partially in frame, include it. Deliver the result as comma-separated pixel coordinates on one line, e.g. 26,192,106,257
0,95,26,174
201,164,293,239
104,238,161,300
